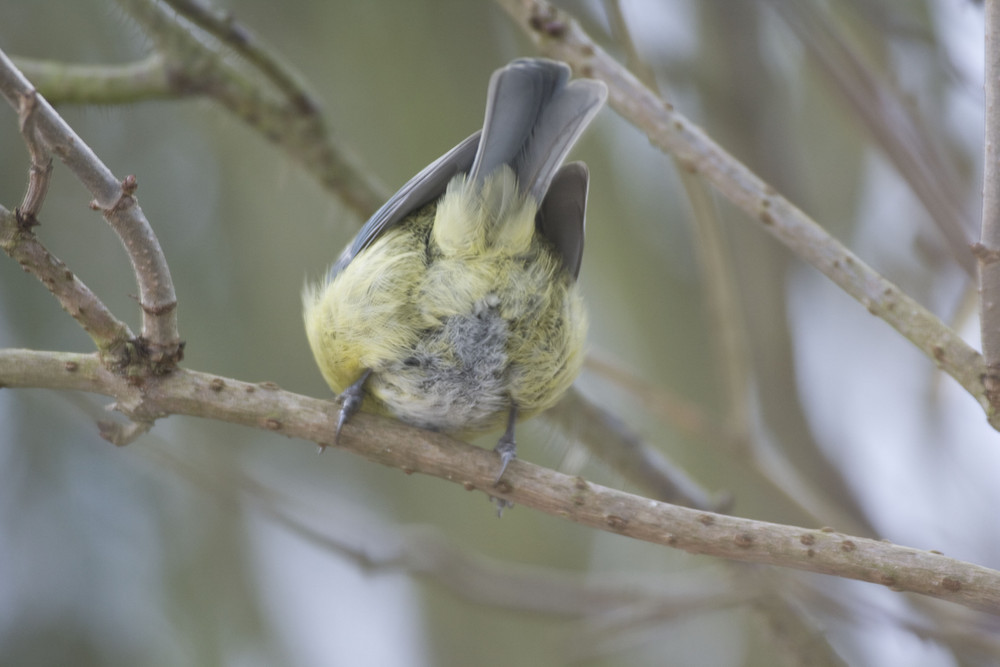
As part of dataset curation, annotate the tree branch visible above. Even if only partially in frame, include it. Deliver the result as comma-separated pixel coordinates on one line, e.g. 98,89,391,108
0,205,134,360
151,444,750,618
0,49,182,370
495,0,992,426
980,0,1000,413
160,0,322,115
114,0,387,218
547,387,721,511
1,346,998,615
12,54,173,105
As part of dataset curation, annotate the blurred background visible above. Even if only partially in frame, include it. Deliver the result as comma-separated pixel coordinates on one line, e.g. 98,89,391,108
1,0,999,665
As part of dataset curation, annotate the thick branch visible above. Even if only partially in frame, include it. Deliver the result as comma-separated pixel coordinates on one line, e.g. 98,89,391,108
1,347,998,615
496,0,992,424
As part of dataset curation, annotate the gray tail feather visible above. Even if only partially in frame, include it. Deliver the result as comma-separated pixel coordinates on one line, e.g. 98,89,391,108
468,59,607,203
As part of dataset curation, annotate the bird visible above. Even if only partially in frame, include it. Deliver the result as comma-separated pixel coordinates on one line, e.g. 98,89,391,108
303,58,607,485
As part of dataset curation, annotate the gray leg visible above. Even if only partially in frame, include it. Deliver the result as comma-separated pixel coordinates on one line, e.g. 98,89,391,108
492,405,518,484
328,369,372,450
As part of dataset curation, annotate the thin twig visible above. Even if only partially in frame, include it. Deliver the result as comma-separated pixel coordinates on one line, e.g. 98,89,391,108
0,206,134,355
0,49,182,370
1,347,999,615
980,0,1000,411
603,0,754,446
585,354,873,538
14,89,52,226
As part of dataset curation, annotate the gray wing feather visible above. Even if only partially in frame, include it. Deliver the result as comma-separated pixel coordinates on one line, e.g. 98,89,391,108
537,162,589,280
328,132,480,278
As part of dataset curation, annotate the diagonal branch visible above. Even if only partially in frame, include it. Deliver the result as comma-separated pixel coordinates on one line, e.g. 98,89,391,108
115,0,387,218
160,0,322,115
0,205,134,360
496,0,992,425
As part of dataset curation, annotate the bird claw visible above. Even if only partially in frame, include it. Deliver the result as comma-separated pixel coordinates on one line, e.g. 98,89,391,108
491,495,515,518
322,370,371,452
492,436,516,485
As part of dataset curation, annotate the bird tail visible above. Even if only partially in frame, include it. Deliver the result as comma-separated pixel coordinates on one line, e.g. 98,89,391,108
468,59,607,204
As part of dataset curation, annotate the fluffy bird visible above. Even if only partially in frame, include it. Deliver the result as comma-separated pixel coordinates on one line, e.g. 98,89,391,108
304,58,607,482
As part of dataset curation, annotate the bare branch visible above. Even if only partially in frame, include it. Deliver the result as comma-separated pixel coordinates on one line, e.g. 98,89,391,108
0,49,182,370
495,0,992,425
114,0,387,219
603,0,754,445
981,0,1000,412
13,54,173,104
14,89,52,226
160,0,322,116
547,387,722,511
0,206,134,358
584,355,873,538
151,444,749,617
1,346,998,615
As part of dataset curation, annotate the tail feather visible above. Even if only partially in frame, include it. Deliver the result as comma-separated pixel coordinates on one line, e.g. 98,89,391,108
469,59,607,203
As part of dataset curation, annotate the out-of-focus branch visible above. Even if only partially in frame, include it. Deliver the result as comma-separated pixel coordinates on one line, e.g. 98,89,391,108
495,0,992,426
161,0,321,115
771,0,976,277
547,387,721,511
2,346,999,615
114,0,386,219
603,0,753,446
980,0,1000,411
10,1,387,220
13,54,172,104
0,49,181,371
151,444,749,617
584,355,873,539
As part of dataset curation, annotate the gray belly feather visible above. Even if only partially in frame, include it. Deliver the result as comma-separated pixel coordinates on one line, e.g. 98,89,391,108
371,294,512,432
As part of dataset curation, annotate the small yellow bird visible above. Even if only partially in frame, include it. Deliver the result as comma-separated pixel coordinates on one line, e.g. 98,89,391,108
304,58,606,481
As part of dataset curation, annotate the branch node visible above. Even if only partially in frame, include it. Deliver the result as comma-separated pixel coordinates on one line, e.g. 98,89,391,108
101,335,184,379
972,241,1000,264
528,4,567,38
120,173,138,196
13,206,40,231
16,89,54,224
97,418,152,446
140,299,178,317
